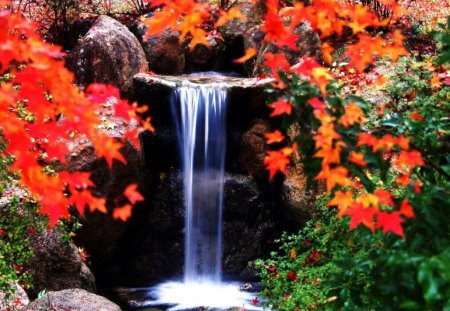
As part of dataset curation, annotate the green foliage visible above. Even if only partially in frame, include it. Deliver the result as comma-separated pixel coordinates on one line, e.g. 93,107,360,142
258,16,450,311
433,17,450,65
255,198,380,310
0,138,37,292
326,35,450,310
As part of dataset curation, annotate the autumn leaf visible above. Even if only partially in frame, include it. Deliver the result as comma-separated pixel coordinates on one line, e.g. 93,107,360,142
94,137,127,169
374,189,394,206
307,97,326,111
409,112,424,121
399,198,415,218
264,145,296,180
344,203,378,231
268,98,292,116
327,190,354,217
315,166,353,193
124,183,144,204
215,7,246,27
339,102,364,127
264,130,285,144
376,211,405,238
349,151,367,166
113,204,133,221
321,42,334,65
233,48,257,63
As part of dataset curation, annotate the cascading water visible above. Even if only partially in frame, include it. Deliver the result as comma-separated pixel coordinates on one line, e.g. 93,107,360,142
134,75,261,310
173,81,227,284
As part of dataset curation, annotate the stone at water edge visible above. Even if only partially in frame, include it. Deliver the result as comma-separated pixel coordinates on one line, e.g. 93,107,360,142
25,229,96,299
0,283,30,310
66,15,148,96
29,288,121,311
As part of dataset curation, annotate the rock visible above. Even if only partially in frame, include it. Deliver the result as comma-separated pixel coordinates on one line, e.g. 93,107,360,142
253,20,321,77
239,119,271,179
131,73,273,127
0,283,30,310
143,29,185,75
121,171,276,281
185,35,225,72
281,163,314,227
68,139,152,286
218,0,266,74
67,15,148,95
29,288,121,311
25,230,96,298
281,124,316,227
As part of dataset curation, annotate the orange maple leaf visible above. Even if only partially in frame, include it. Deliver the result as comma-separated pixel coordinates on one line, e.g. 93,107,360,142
349,151,367,166
113,204,133,221
124,183,144,204
233,48,257,63
215,7,246,27
264,130,285,144
327,190,354,217
315,166,353,193
264,145,296,180
339,102,364,128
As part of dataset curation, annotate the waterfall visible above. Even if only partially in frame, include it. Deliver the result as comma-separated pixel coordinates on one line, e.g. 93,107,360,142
171,81,227,284
140,75,260,311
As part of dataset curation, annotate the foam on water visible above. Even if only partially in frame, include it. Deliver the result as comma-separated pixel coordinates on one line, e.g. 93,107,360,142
144,281,262,310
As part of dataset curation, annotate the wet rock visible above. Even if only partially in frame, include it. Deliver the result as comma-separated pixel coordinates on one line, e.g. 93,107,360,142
239,119,271,179
25,230,96,298
0,283,30,310
185,35,225,72
122,171,276,281
67,15,148,95
143,29,185,75
131,73,273,126
29,288,121,311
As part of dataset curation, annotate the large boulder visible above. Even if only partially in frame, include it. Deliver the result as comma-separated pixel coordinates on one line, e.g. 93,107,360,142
67,15,148,95
68,139,152,287
143,29,185,75
185,35,225,72
25,230,96,298
29,288,121,311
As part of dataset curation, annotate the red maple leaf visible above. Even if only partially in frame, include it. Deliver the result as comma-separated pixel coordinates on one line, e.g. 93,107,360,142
399,199,415,218
344,203,378,231
268,98,292,117
376,211,405,238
